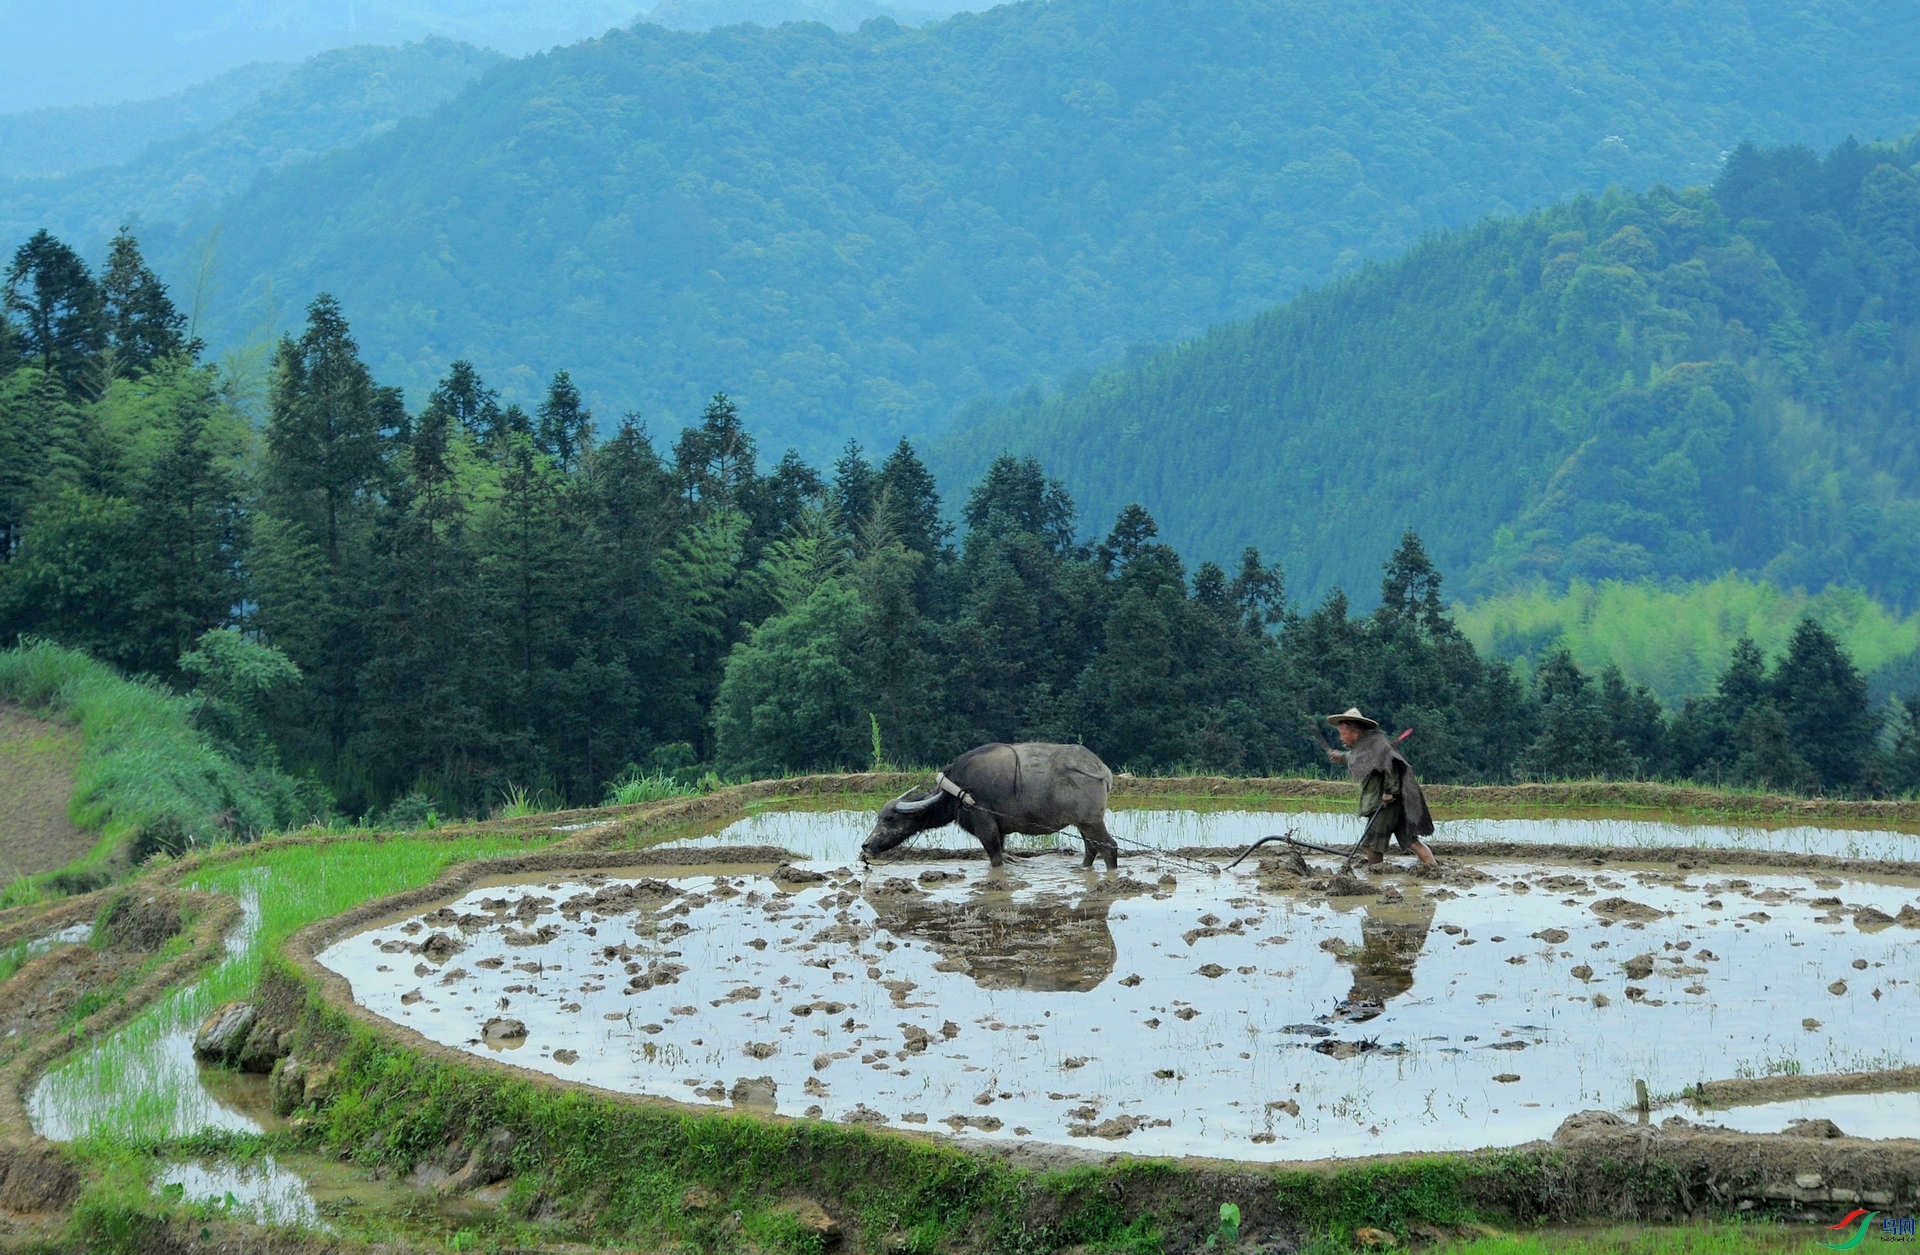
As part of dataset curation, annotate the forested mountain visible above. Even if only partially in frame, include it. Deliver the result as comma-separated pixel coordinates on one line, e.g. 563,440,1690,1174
134,0,1920,460
0,41,502,261
0,63,295,181
945,133,1920,611
0,1,633,113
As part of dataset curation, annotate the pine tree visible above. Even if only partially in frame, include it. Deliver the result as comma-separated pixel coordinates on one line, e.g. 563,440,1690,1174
128,380,247,673
3,230,106,398
829,440,877,532
673,393,756,515
264,295,385,563
100,227,196,376
258,294,386,784
876,439,950,561
1229,547,1286,635
355,410,490,806
1096,503,1159,574
1377,531,1454,639
961,454,1076,556
534,369,593,472
1771,617,1869,793
426,360,504,447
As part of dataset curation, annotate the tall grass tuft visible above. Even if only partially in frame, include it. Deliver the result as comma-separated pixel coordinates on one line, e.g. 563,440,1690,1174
0,640,317,902
601,768,706,806
492,783,562,819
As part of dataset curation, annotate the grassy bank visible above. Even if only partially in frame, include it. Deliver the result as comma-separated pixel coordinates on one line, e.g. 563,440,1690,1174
31,830,566,1145
0,640,316,907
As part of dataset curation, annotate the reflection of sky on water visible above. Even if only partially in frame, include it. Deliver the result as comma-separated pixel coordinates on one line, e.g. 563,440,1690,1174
29,876,266,1142
677,808,1920,865
320,810,1920,1159
158,1158,322,1228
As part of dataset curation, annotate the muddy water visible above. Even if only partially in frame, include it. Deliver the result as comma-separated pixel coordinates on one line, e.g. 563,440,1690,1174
318,811,1920,1160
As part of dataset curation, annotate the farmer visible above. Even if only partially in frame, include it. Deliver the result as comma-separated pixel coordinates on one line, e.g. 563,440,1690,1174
1325,708,1438,867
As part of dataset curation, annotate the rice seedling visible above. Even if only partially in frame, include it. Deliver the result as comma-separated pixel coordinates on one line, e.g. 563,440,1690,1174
34,830,563,1144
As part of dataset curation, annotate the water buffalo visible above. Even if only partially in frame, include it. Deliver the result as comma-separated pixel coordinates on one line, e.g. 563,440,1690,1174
862,742,1120,870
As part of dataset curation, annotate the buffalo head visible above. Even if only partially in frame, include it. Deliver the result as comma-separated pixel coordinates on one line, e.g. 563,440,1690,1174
862,786,958,861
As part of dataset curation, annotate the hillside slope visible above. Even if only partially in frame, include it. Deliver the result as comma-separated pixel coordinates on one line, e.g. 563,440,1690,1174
0,706,86,881
0,41,502,259
146,0,1920,458
0,62,294,180
940,133,1920,609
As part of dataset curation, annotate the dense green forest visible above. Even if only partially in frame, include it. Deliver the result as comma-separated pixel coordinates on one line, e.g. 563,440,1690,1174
0,41,502,258
947,131,1920,613
4,228,1919,832
126,0,1920,460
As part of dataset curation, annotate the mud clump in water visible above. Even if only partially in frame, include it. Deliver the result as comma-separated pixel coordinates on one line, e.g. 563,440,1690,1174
560,879,680,918
1590,898,1666,921
1622,954,1655,980
481,1017,526,1046
729,1076,777,1111
418,932,462,962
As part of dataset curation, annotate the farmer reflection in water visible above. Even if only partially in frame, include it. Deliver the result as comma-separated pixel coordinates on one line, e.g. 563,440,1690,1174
1325,707,1438,867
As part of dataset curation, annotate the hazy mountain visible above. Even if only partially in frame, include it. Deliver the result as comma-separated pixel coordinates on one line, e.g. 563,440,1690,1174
0,0,635,112
0,41,502,259
642,0,962,31
938,133,1920,610
0,62,294,180
110,0,1920,460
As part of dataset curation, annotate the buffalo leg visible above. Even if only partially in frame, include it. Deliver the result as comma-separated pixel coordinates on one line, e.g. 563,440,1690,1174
964,813,1007,868
1078,819,1120,870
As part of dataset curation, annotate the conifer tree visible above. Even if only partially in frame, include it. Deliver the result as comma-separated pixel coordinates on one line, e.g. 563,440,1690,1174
426,360,503,447
264,295,384,563
876,438,950,561
3,230,105,398
100,228,195,376
1772,617,1870,792
535,369,593,471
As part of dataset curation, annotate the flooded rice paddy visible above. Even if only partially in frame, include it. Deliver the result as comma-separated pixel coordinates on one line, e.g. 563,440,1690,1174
316,810,1920,1160
28,876,270,1142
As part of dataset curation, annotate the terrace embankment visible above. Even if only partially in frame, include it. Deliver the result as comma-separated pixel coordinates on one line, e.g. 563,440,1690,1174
5,773,1920,1251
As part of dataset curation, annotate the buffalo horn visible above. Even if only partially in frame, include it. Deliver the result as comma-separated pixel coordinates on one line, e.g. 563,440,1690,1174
893,788,943,814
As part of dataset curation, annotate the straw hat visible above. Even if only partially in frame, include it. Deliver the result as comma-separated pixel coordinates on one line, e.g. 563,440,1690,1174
1324,707,1379,730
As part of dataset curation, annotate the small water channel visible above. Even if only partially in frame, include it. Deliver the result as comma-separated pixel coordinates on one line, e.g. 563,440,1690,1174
25,874,329,1225
316,810,1920,1161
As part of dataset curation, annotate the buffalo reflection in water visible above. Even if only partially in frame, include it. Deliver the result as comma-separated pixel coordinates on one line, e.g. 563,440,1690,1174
864,876,1150,993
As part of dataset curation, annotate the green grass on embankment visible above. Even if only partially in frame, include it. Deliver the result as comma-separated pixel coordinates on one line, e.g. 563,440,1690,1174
1438,1224,1820,1253
34,830,567,1146
0,640,317,907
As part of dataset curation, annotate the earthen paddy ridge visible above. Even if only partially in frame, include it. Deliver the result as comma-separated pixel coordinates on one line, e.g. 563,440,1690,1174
5,774,1920,1253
